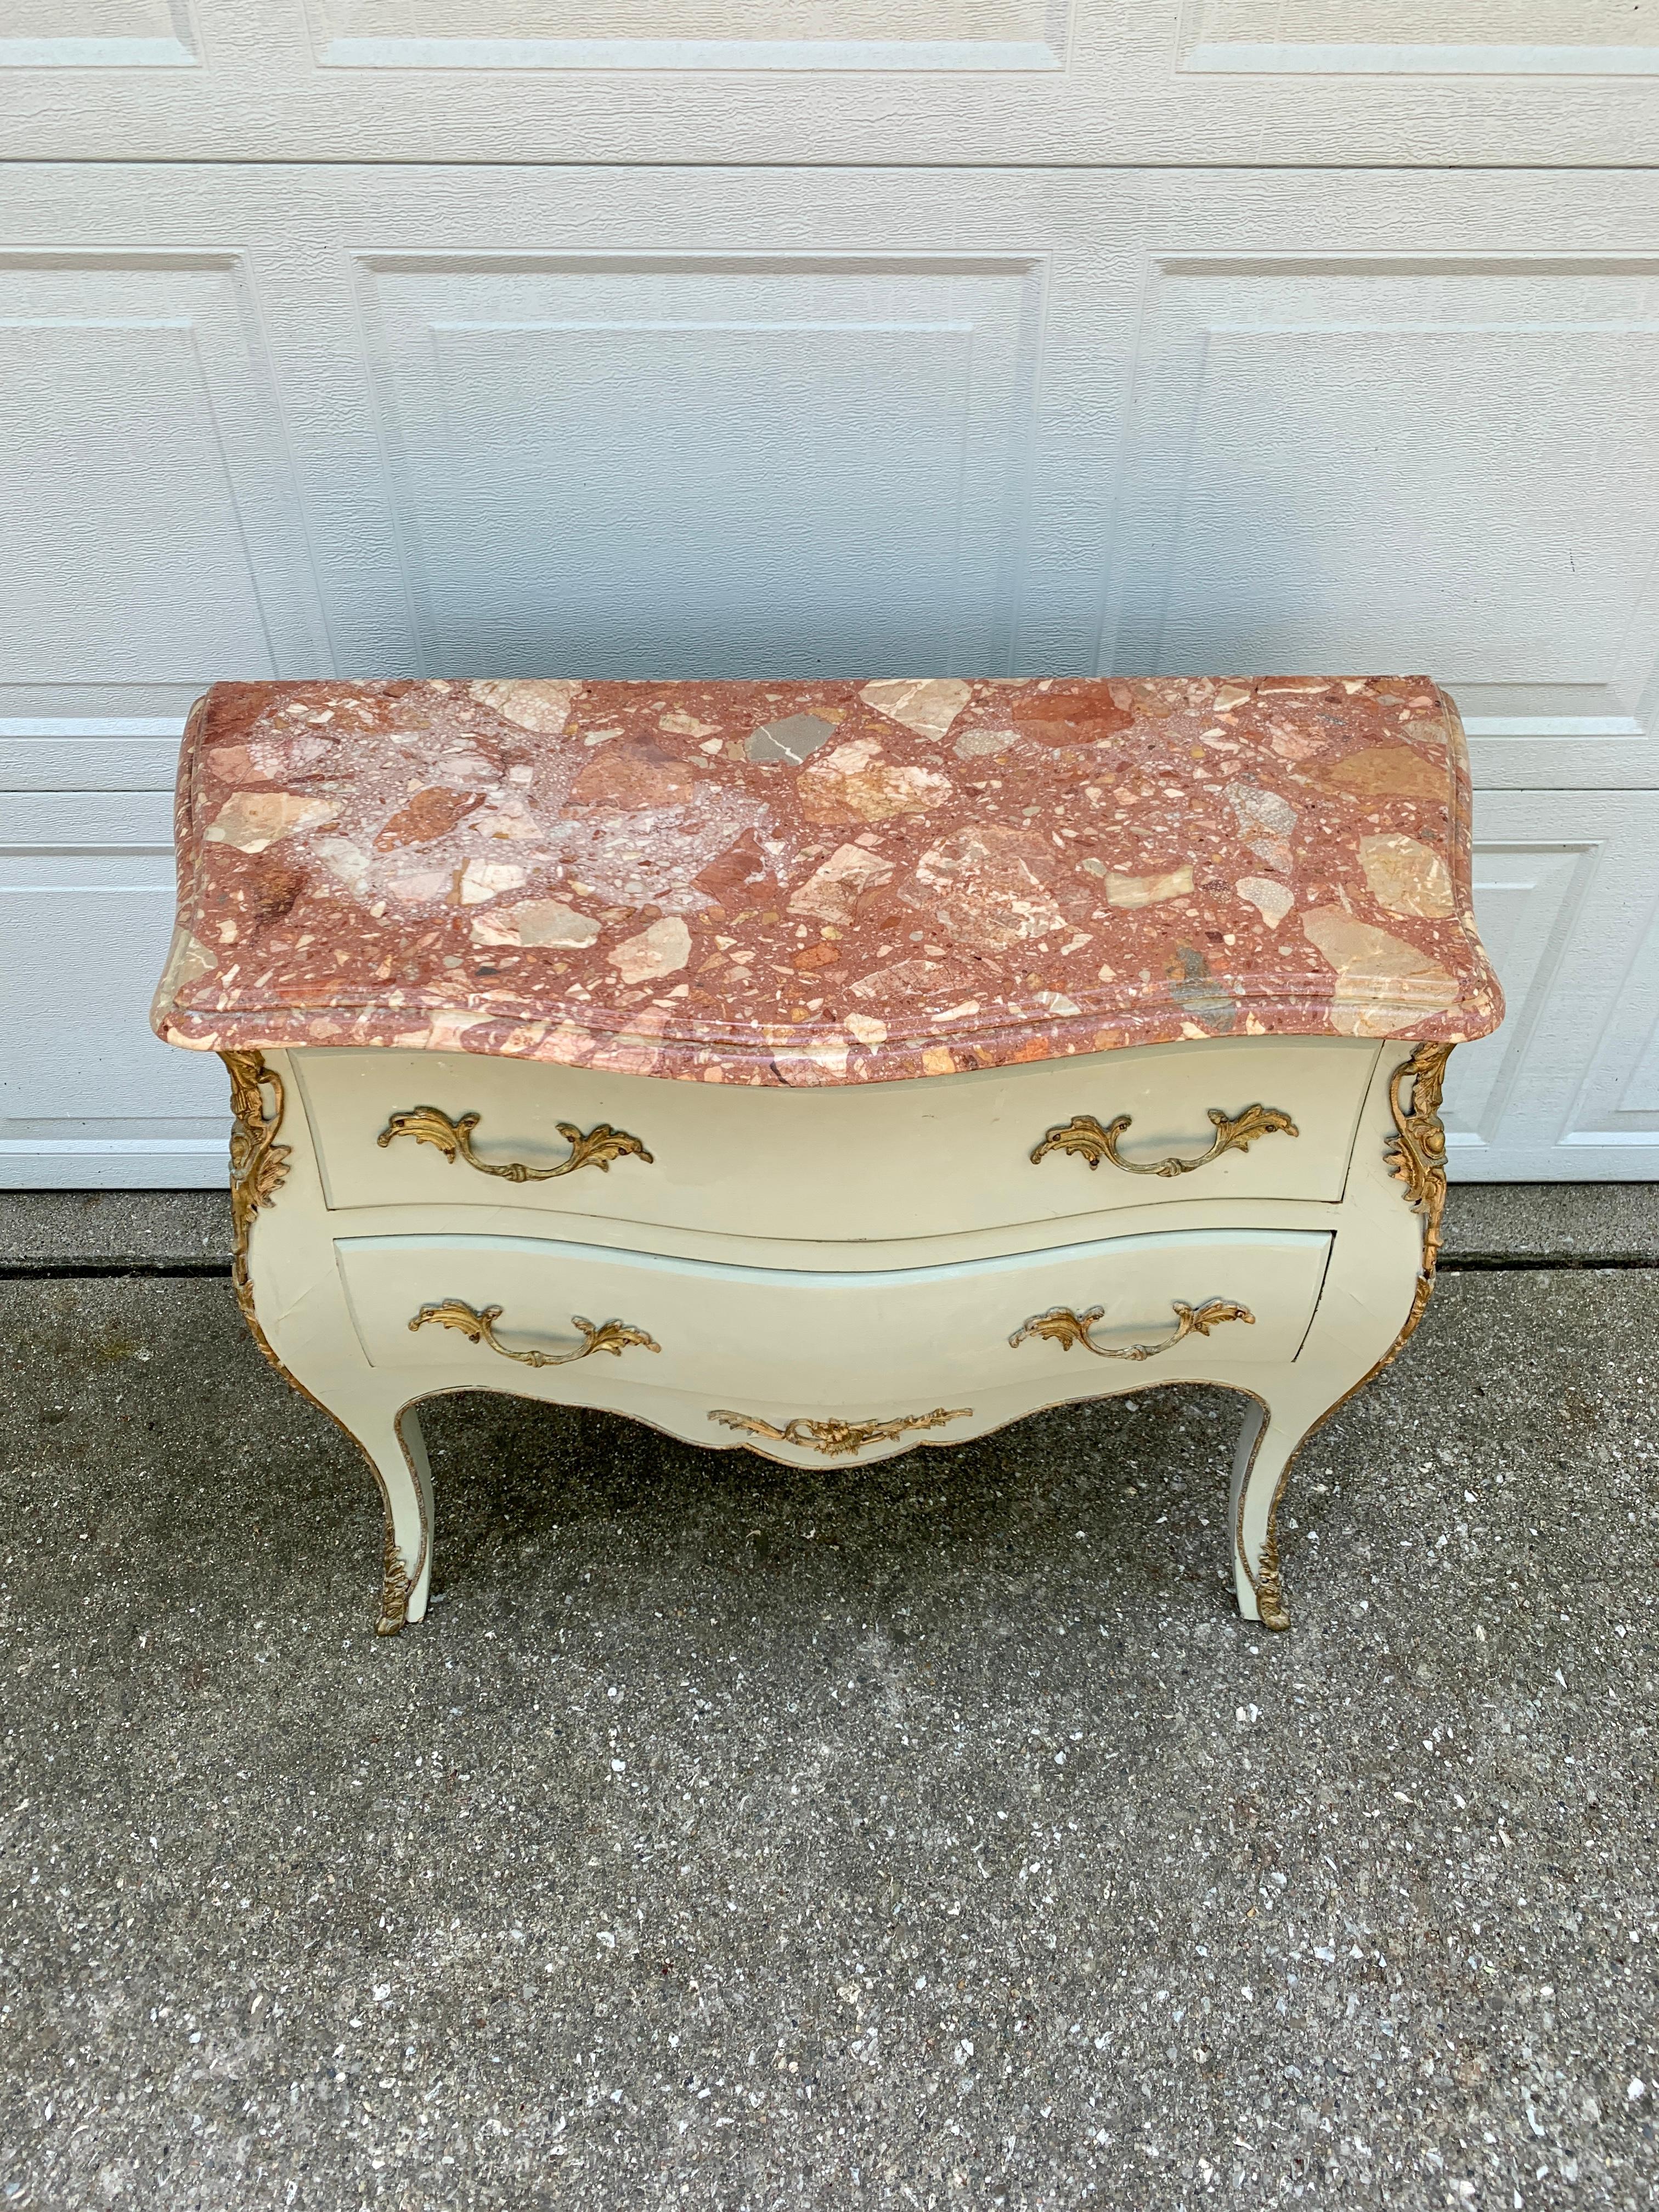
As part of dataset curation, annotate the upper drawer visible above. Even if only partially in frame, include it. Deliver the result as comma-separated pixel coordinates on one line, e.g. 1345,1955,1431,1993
291,1036,1378,1243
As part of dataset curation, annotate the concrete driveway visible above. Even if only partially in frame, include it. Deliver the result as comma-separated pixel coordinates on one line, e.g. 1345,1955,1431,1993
1,1190,1655,2209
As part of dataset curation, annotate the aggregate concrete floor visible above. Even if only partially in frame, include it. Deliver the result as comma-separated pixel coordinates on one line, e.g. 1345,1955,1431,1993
0,1255,1656,2209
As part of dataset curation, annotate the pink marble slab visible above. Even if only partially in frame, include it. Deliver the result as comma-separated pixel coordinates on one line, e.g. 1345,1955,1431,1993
152,676,1502,1087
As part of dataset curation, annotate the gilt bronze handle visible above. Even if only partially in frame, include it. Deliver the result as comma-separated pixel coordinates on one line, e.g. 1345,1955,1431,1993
1030,1103,1296,1178
409,1299,659,1368
378,1105,652,1182
1009,1298,1255,1361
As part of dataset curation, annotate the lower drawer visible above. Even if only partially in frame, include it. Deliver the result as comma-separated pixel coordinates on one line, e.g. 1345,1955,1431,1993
335,1225,1332,1405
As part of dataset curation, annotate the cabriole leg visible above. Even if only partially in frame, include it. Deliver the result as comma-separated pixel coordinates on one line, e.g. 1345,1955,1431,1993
1228,1397,1311,1633
342,1403,434,1635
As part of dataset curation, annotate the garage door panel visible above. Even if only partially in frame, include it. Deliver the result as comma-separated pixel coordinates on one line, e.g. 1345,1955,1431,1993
0,252,331,721
0,0,195,68
1098,252,1659,792
1445,793,1659,1180
1177,0,1657,80
0,798,229,1189
359,254,1044,678
303,0,1069,71
2,0,1654,162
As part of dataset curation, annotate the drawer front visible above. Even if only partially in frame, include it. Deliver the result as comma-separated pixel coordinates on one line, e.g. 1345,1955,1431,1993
336,1226,1332,1404
297,1037,1375,1243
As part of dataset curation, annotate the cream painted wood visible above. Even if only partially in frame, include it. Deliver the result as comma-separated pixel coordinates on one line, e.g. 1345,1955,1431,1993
294,1037,1371,1240
5,164,1655,1184
240,1036,1434,1632
4,0,1655,166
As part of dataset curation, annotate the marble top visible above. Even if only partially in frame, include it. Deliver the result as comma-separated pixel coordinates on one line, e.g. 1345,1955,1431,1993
153,676,1502,1087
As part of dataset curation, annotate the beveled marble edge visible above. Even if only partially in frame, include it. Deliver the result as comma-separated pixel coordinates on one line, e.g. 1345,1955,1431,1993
155,986,1495,1088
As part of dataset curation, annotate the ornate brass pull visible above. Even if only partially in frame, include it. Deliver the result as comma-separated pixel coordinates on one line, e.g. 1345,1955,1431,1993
1009,1298,1254,1361
409,1299,659,1368
1030,1103,1296,1178
378,1105,652,1183
709,1406,970,1457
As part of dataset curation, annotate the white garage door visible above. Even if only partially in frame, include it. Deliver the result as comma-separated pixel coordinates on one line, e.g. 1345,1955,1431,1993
2,22,1657,1185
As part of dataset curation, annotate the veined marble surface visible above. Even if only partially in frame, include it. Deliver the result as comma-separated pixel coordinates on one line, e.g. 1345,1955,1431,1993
153,676,1502,1086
